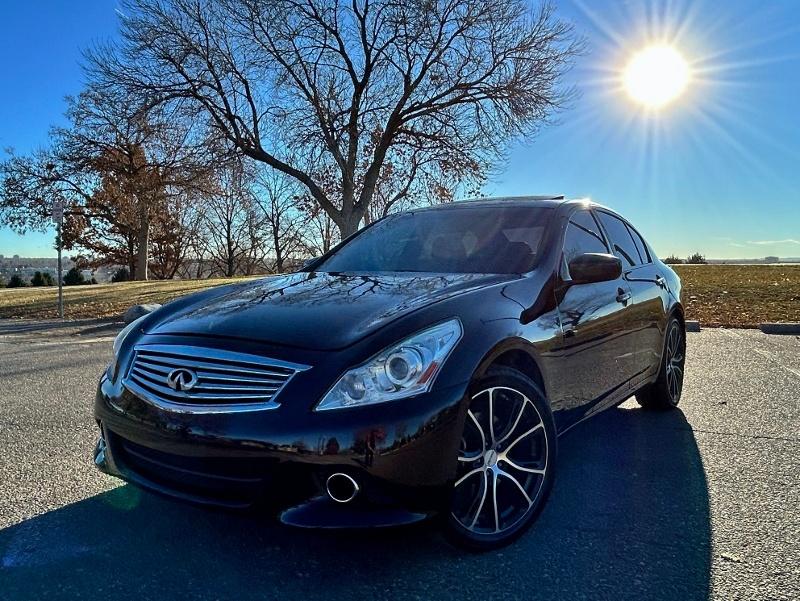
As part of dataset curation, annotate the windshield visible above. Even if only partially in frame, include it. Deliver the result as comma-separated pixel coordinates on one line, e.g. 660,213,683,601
318,206,553,274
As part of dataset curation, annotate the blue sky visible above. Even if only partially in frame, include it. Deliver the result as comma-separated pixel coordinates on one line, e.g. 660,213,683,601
1,0,799,259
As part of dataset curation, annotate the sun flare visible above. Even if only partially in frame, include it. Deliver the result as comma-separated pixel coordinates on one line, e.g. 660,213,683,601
623,45,690,109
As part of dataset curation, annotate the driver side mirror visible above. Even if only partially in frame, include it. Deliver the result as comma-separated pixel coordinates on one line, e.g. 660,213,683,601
567,253,622,284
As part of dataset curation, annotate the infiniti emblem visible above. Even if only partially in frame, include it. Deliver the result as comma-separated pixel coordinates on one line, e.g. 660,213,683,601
166,368,198,392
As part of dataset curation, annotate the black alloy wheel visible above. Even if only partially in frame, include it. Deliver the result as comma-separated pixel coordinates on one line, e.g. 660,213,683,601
446,367,557,551
637,316,686,410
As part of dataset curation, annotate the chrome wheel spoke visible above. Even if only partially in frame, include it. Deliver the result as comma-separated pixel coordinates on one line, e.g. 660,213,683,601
469,471,489,529
504,422,543,456
668,327,679,357
491,469,500,533
497,467,533,508
668,370,679,400
488,388,496,446
454,467,483,488
468,409,487,452
501,456,545,475
496,395,529,445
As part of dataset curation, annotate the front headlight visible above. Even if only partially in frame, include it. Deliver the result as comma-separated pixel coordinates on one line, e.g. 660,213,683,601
315,318,462,411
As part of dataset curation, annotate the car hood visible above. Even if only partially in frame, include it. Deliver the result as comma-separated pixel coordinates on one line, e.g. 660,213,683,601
145,271,517,350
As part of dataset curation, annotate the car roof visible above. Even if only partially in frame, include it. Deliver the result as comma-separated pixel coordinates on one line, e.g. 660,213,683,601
403,195,598,213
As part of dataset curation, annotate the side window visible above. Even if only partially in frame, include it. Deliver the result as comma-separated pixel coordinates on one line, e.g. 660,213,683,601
596,211,641,268
563,211,610,274
626,223,652,264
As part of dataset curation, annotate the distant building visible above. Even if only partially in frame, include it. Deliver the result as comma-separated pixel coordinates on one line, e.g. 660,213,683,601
764,256,779,264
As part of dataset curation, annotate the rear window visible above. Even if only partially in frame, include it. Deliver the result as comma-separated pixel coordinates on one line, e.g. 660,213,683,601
596,211,642,268
626,223,652,263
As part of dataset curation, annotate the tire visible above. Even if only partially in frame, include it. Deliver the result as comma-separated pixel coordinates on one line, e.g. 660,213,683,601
445,366,557,551
637,316,686,410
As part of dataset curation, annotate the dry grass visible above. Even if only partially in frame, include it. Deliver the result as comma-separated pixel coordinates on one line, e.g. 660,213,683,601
1,265,798,327
673,264,800,328
0,277,255,320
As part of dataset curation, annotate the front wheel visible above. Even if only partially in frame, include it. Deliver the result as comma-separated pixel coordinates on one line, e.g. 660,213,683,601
445,366,557,551
637,316,686,410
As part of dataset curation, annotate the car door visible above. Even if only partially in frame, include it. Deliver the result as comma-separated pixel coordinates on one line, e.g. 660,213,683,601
595,211,666,388
552,210,636,425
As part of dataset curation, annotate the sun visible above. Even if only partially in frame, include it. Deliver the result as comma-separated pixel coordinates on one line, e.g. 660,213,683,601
623,45,691,109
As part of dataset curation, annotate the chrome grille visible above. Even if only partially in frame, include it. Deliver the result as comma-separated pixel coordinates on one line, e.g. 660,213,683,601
123,344,308,412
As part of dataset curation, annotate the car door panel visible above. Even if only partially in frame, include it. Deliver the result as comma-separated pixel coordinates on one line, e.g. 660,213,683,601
548,209,636,429
593,210,666,394
624,263,669,387
552,277,635,425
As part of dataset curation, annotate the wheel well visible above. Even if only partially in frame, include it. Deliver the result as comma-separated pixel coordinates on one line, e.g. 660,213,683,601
490,349,545,394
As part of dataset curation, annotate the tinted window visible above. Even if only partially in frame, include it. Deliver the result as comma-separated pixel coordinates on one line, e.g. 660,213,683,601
318,206,553,274
563,210,609,268
627,223,651,263
596,211,641,268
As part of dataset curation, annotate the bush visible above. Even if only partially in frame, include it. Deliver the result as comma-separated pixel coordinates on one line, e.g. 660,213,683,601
63,267,86,286
663,255,683,265
6,274,26,288
111,267,130,283
30,271,55,286
686,252,707,265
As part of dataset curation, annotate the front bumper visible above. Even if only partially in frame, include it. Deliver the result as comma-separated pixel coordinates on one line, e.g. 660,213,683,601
94,373,469,527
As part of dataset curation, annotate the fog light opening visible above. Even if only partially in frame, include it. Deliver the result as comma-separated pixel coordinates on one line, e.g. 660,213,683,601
326,472,359,503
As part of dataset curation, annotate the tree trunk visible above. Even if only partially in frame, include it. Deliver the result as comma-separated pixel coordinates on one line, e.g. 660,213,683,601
135,205,150,281
338,212,362,240
271,224,283,273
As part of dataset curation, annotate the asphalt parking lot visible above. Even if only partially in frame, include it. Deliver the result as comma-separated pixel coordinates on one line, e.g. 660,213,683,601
0,322,798,600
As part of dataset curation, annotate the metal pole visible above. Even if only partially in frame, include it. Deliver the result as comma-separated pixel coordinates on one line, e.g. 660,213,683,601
56,218,64,319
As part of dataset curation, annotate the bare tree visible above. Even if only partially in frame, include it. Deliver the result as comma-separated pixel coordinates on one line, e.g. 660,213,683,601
196,160,261,277
1,86,214,280
298,200,340,257
255,169,308,272
89,0,579,239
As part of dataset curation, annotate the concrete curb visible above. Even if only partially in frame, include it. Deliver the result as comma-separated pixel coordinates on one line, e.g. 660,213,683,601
759,323,800,335
685,320,701,332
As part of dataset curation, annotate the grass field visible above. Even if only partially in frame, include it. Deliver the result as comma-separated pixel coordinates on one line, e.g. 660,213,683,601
0,265,798,327
0,277,255,321
673,264,799,328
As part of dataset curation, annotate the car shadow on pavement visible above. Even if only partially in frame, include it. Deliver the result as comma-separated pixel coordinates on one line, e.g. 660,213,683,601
0,403,710,601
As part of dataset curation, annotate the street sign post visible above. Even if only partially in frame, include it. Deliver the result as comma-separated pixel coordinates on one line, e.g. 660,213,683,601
52,200,64,319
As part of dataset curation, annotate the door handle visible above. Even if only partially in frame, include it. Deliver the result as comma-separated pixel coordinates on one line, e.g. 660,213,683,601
616,288,631,304
655,275,666,288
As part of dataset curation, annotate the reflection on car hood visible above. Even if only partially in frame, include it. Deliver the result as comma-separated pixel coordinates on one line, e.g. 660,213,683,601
146,271,517,350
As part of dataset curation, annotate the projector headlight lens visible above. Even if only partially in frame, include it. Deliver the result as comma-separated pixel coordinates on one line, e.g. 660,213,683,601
315,319,462,411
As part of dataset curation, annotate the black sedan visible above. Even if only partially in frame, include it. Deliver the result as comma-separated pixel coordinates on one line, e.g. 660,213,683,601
94,196,685,550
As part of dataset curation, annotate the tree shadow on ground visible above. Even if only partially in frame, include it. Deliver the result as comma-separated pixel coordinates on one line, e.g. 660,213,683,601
0,404,710,601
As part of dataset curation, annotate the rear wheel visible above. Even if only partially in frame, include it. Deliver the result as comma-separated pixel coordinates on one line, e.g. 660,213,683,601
637,316,686,410
445,367,557,551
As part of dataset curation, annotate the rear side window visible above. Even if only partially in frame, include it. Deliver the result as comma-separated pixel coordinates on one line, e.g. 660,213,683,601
596,211,641,268
563,210,610,269
627,223,652,263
